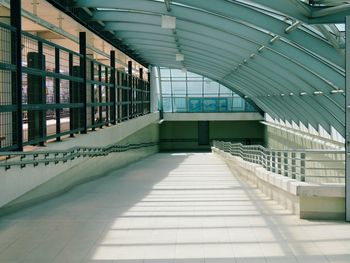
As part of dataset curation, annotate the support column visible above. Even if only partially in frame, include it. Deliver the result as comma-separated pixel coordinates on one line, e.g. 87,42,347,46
116,70,121,123
128,60,133,119
148,72,151,113
105,66,109,125
55,47,61,141
98,64,102,128
110,51,116,125
86,53,93,129
139,68,144,115
346,16,350,222
90,60,95,129
10,0,22,151
68,53,74,137
79,32,87,134
150,66,160,113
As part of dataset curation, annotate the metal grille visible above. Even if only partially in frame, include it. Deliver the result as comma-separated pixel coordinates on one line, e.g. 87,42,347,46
0,22,151,151
0,23,17,150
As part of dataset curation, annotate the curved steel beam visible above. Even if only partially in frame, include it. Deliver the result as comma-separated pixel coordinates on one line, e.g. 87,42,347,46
79,0,344,67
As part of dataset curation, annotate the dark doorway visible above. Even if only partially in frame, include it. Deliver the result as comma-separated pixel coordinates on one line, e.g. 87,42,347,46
198,121,209,145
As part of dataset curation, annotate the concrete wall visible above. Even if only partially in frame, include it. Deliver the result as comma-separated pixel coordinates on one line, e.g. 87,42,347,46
0,113,160,215
160,120,265,151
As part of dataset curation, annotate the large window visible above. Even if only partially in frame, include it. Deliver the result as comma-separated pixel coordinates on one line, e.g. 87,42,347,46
158,68,257,113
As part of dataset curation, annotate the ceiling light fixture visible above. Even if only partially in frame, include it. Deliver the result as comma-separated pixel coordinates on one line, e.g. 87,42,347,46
331,89,344,94
176,53,184,61
161,15,176,29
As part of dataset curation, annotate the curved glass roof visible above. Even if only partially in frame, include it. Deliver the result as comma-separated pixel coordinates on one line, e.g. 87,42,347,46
74,0,347,136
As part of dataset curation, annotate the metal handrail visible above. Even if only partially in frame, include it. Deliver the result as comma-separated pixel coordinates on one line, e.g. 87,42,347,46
0,141,159,170
213,140,345,183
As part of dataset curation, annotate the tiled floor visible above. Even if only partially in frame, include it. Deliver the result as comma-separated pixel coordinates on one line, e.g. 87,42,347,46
0,153,349,263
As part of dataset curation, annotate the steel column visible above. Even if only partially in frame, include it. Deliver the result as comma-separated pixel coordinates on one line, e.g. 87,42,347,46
79,32,87,134
90,60,95,129
110,51,116,125
147,72,150,113
139,68,144,115
346,16,350,222
38,41,45,146
116,71,121,123
55,47,61,141
128,60,133,119
10,0,23,151
98,64,102,128
105,66,109,124
68,53,74,137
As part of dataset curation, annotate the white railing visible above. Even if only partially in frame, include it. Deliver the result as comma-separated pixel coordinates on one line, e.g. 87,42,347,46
213,141,345,184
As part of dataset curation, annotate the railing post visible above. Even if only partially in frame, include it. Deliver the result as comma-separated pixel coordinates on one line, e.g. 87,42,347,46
284,152,289,177
291,152,296,179
277,151,282,174
266,150,271,171
300,152,306,182
262,148,267,169
271,151,276,173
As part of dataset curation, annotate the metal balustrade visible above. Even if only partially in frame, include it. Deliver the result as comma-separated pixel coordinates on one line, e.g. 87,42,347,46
0,22,151,152
213,141,345,184
0,141,158,170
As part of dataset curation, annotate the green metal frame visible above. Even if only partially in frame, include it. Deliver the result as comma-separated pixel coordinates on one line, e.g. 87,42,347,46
0,21,151,151
74,0,347,136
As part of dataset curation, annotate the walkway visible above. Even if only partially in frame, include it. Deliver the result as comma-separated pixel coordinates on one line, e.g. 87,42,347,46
0,153,349,263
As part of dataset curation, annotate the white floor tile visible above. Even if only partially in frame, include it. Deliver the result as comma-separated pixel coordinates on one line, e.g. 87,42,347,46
0,153,348,263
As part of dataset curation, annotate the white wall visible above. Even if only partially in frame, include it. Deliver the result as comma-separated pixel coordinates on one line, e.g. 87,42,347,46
0,113,160,211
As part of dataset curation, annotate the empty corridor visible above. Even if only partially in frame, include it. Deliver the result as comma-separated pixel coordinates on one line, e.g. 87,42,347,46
0,153,349,263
